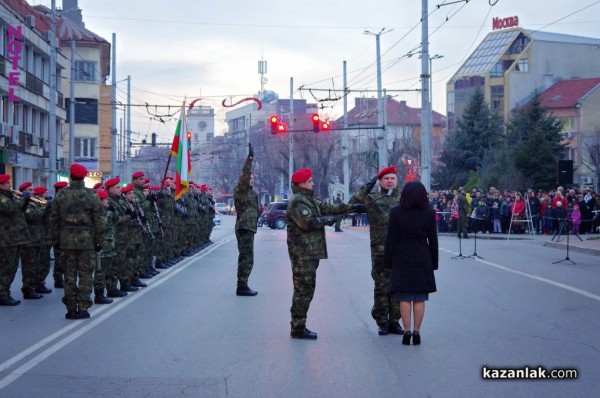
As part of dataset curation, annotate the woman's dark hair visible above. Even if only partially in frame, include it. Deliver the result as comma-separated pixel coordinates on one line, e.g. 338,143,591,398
400,181,429,210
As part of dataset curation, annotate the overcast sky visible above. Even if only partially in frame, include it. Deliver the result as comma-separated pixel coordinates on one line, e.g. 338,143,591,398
32,0,600,143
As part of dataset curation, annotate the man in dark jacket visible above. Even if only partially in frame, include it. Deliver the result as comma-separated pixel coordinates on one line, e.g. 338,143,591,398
349,166,402,336
50,164,105,319
234,144,259,296
286,168,361,340
457,187,470,238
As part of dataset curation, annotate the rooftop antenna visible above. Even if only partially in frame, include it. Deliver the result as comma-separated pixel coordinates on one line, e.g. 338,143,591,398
258,52,267,96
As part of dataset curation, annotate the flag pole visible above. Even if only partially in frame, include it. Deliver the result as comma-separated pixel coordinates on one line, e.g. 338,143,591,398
162,100,187,185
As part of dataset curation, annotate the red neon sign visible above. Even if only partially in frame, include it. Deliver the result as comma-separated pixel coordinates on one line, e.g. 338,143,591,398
492,16,519,30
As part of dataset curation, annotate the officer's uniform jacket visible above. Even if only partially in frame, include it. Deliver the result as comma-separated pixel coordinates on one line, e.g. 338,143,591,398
286,185,350,262
49,180,105,250
234,154,259,233
349,186,400,256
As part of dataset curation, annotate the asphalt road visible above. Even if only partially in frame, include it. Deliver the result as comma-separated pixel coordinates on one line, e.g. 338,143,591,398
1,215,598,398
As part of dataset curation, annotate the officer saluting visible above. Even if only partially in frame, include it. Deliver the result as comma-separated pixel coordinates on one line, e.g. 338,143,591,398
49,164,105,319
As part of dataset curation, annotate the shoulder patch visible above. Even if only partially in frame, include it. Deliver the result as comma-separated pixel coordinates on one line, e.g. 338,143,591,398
301,209,309,216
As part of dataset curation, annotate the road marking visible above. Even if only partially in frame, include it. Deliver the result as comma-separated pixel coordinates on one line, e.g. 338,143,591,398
0,235,235,391
441,247,600,302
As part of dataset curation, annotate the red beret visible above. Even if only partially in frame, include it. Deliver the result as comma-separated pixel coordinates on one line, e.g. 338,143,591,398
143,183,150,189
0,174,10,184
93,182,103,190
291,168,312,184
150,185,161,191
121,184,134,193
19,181,32,191
163,182,170,187
200,184,208,191
97,190,108,199
144,178,150,183
377,166,397,179
104,177,120,188
70,163,88,179
132,171,144,179
54,181,68,189
33,186,47,195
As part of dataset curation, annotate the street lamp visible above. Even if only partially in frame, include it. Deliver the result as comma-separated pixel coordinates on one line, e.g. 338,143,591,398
429,54,444,104
363,28,393,170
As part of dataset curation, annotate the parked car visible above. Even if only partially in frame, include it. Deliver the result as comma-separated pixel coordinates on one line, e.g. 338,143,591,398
215,202,228,214
213,210,222,226
259,201,288,229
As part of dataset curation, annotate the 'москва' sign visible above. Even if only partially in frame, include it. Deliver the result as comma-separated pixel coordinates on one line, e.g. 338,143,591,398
492,16,519,31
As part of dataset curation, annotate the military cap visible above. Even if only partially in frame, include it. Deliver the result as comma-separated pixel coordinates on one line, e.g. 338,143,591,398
377,166,397,179
70,163,88,179
93,182,103,190
54,181,68,189
97,190,109,199
132,171,144,179
104,177,120,188
33,186,47,195
151,185,161,191
291,168,312,184
200,184,208,191
144,177,150,183
143,183,150,189
18,181,32,191
0,174,10,184
121,184,134,193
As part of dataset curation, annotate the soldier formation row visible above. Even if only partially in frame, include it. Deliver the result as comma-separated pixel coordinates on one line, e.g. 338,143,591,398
0,167,216,317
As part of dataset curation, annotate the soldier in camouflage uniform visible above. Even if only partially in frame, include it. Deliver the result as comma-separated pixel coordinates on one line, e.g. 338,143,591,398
93,190,115,304
103,178,130,297
349,166,403,336
20,187,49,299
234,144,260,296
132,172,158,279
49,164,105,319
286,168,362,340
0,174,29,306
35,187,53,295
457,187,470,239
52,181,68,288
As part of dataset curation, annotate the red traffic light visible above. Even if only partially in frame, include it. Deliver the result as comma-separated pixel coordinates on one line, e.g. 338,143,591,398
322,122,330,131
270,115,286,134
311,114,320,133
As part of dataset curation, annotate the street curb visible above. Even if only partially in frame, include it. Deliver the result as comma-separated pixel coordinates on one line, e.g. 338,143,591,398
543,241,600,257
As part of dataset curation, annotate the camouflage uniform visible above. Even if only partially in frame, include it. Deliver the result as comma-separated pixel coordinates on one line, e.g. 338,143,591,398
0,189,31,303
49,180,105,313
233,154,259,289
21,202,47,296
94,201,118,294
349,183,401,327
286,185,351,332
134,185,154,276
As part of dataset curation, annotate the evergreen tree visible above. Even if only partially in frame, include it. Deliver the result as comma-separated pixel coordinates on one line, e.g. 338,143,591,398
434,88,502,187
506,93,567,187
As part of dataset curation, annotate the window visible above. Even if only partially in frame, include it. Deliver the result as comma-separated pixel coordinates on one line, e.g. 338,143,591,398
66,98,98,124
514,59,528,72
73,60,97,82
74,137,97,158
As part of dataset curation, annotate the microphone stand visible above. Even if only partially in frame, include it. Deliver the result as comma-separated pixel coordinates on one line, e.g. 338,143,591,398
465,217,484,259
452,213,467,260
553,219,576,265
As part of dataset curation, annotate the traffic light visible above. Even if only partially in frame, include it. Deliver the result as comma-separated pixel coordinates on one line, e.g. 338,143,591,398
151,132,156,146
270,115,286,134
322,121,330,131
311,114,320,133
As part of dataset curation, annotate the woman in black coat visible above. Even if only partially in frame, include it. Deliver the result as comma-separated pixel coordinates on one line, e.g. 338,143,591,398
384,181,438,345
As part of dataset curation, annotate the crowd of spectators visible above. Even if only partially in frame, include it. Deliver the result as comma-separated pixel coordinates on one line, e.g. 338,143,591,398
429,185,600,236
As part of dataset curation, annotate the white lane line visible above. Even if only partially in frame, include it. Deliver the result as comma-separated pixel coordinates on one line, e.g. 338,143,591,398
440,247,600,302
0,235,235,391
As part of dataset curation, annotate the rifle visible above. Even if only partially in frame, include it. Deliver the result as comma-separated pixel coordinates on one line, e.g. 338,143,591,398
152,200,165,237
134,196,155,240
121,194,147,234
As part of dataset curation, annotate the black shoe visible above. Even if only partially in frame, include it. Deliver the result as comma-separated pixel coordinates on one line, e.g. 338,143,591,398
77,309,90,319
290,328,318,340
0,296,21,306
107,288,127,298
402,330,412,345
236,286,258,296
94,293,113,305
35,286,52,294
120,284,139,292
131,279,147,288
388,323,404,335
412,330,421,345
54,278,64,288
156,264,169,269
150,267,160,275
139,273,154,279
65,309,78,319
378,323,389,336
23,290,43,299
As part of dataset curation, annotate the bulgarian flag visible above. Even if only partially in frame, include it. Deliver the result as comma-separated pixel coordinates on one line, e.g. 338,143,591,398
170,103,192,200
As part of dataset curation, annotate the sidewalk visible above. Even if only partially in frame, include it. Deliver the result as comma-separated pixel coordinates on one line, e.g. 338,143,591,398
343,225,600,257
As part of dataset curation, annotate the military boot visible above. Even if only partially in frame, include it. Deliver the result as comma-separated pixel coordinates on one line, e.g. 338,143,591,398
107,288,127,298
54,276,64,288
94,290,113,304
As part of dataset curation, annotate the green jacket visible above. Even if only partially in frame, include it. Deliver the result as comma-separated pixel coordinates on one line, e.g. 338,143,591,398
49,180,105,250
286,185,350,261
100,205,118,258
0,189,31,247
349,186,400,256
234,155,259,232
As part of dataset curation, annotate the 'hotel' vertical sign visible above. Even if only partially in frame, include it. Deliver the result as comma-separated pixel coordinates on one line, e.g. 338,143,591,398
7,25,23,102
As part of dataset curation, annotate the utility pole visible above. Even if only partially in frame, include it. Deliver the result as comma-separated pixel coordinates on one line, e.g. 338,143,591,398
289,77,294,191
48,0,57,183
126,75,131,179
342,61,349,201
420,0,432,191
364,28,392,170
111,33,117,177
68,39,75,165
